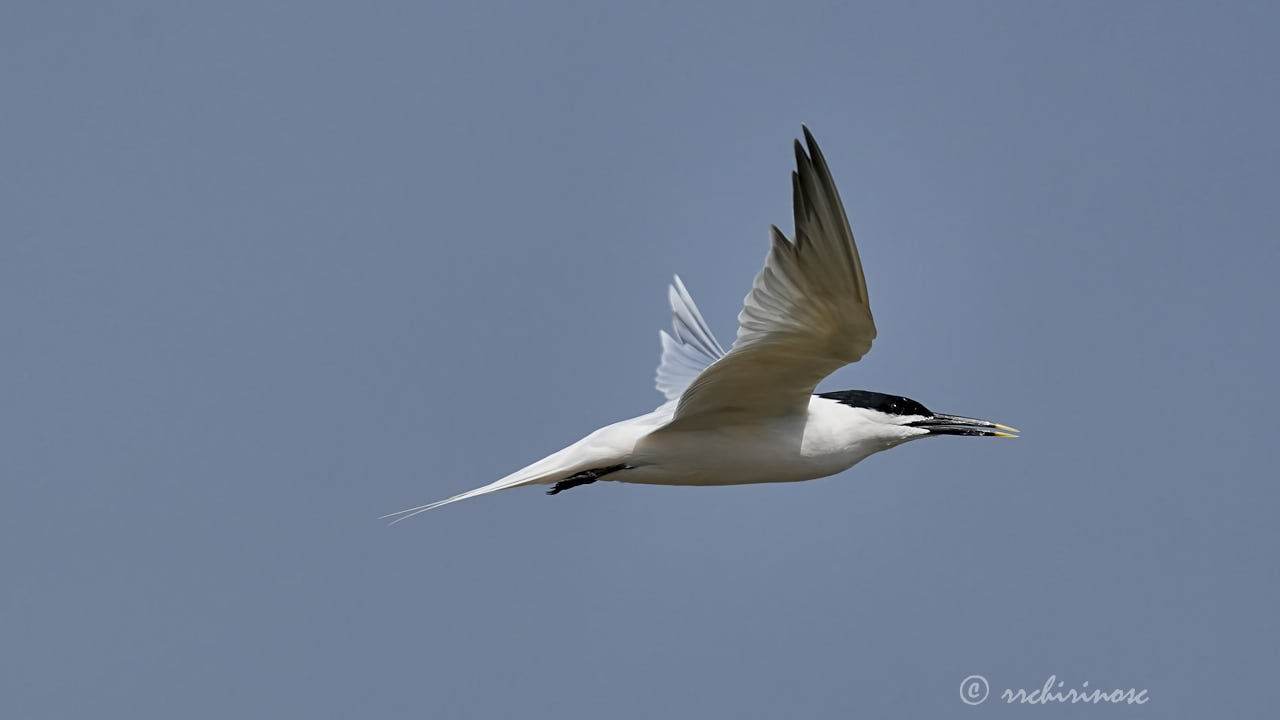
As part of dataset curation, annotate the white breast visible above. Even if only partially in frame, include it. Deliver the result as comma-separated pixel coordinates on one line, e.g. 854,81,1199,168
620,396,924,487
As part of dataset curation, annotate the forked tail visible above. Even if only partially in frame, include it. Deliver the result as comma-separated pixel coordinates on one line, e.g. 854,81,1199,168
380,457,569,524
379,476,538,524
380,425,639,524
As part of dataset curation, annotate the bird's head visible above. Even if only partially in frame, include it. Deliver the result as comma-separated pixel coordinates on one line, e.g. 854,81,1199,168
818,390,1018,445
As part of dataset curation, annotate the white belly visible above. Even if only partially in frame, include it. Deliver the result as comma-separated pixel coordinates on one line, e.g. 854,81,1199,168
621,400,897,487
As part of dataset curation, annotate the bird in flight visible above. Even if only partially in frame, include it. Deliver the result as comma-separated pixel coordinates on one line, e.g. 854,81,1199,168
384,126,1015,523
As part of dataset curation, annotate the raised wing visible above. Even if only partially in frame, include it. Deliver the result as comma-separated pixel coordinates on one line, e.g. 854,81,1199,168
655,275,727,402
669,127,877,427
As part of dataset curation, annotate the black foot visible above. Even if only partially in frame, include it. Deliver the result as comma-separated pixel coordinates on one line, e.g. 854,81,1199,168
547,464,628,495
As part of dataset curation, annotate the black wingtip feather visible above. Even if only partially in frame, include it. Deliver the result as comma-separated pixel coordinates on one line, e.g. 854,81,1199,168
802,124,818,151
802,125,832,177
791,171,805,243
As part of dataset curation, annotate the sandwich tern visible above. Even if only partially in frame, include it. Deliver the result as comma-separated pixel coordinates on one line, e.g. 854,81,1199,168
384,127,1015,523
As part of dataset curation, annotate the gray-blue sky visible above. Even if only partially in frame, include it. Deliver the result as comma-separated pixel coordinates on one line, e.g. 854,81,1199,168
3,2,1277,717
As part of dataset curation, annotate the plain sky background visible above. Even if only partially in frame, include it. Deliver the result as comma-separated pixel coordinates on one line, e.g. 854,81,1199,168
3,2,1278,718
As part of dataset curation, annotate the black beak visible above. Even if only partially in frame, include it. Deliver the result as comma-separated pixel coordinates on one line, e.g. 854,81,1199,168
908,414,1019,437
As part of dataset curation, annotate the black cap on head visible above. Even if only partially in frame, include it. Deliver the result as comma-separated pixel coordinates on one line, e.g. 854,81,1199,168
817,389,932,417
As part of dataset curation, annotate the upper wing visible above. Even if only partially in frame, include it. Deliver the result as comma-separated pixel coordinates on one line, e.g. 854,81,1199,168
670,126,877,427
655,275,727,402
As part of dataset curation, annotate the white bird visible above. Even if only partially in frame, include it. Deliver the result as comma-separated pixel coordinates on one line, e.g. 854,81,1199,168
383,127,1015,523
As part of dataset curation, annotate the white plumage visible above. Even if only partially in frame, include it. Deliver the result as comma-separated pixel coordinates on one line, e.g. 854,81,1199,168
383,127,1014,523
